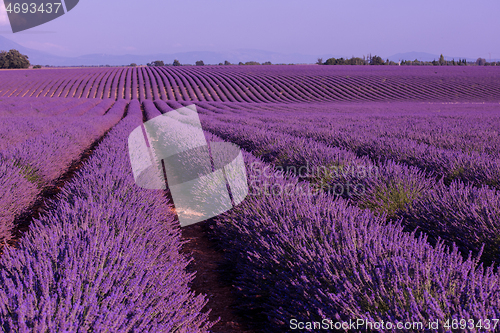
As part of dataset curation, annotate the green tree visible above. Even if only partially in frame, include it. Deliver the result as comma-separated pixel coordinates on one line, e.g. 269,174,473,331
439,54,445,65
173,59,181,66
130,63,137,67
316,58,323,65
224,60,231,65
369,55,385,65
476,58,486,66
325,57,348,65
348,57,364,65
324,57,337,65
195,60,205,66
0,49,30,69
148,60,164,66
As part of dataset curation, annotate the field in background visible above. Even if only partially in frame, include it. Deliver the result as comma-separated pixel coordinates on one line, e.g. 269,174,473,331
1,66,500,102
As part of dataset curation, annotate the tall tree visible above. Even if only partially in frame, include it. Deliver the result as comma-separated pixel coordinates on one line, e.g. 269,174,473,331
439,54,445,66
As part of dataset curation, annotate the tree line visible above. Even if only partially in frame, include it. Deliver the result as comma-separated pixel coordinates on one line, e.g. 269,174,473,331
142,60,275,67
2,48,498,69
317,54,500,66
145,55,500,67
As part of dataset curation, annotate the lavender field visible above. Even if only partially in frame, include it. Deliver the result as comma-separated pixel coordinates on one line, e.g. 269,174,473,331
0,66,500,332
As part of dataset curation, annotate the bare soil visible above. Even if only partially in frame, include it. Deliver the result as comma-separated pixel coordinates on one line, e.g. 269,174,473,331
181,222,257,333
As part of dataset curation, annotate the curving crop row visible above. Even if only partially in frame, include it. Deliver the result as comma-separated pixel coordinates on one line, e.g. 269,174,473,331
0,101,104,151
0,101,125,245
196,105,500,266
2,66,500,102
86,70,108,99
0,97,61,116
124,67,132,100
0,99,214,332
195,101,500,190
150,67,174,100
254,102,500,157
198,131,500,332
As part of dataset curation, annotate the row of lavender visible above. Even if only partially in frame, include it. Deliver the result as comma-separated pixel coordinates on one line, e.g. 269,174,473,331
2,94,498,330
190,102,500,267
200,101,500,156
0,98,119,245
0,97,84,117
0,100,214,331
137,99,500,331
210,147,500,332
194,101,500,190
1,66,500,102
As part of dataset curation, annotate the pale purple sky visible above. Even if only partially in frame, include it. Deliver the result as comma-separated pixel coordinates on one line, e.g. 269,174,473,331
1,0,499,59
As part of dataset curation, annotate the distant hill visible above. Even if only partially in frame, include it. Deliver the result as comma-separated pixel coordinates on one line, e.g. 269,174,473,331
0,35,69,65
0,36,335,66
1,36,495,66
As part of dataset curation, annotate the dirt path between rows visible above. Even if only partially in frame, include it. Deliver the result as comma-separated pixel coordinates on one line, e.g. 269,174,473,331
181,222,257,333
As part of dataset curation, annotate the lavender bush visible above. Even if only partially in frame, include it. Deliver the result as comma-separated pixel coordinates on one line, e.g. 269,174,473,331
208,144,500,332
0,101,125,247
197,107,500,269
196,102,500,189
403,180,500,265
0,100,214,332
1,65,499,332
